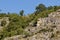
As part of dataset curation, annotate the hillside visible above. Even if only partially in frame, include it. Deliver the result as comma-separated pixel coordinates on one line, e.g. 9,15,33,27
2,9,60,40
0,4,60,40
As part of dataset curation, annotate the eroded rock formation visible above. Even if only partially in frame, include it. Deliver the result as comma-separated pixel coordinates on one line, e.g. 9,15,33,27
4,9,60,40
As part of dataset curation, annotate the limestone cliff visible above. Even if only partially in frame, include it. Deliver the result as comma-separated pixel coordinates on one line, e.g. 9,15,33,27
4,9,60,40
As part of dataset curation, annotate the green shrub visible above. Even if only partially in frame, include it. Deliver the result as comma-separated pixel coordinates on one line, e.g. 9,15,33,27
1,20,6,26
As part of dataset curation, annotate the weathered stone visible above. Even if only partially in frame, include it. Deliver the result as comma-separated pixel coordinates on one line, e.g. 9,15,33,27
4,9,60,40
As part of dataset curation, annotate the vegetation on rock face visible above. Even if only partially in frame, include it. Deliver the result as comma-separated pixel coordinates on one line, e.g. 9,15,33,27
0,4,60,40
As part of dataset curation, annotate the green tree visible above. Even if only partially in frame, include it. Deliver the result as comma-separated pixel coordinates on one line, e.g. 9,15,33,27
36,4,46,12
47,6,53,10
19,10,24,16
54,6,58,11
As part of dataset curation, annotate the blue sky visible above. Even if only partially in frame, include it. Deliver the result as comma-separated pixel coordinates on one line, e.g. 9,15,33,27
0,0,60,15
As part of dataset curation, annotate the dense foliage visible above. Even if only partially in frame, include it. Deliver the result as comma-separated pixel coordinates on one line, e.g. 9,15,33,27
0,4,60,40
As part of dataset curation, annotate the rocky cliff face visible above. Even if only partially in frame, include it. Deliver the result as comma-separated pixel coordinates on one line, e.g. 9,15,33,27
4,9,60,40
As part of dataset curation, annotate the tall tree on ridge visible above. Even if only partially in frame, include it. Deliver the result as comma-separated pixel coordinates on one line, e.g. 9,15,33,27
19,10,24,16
